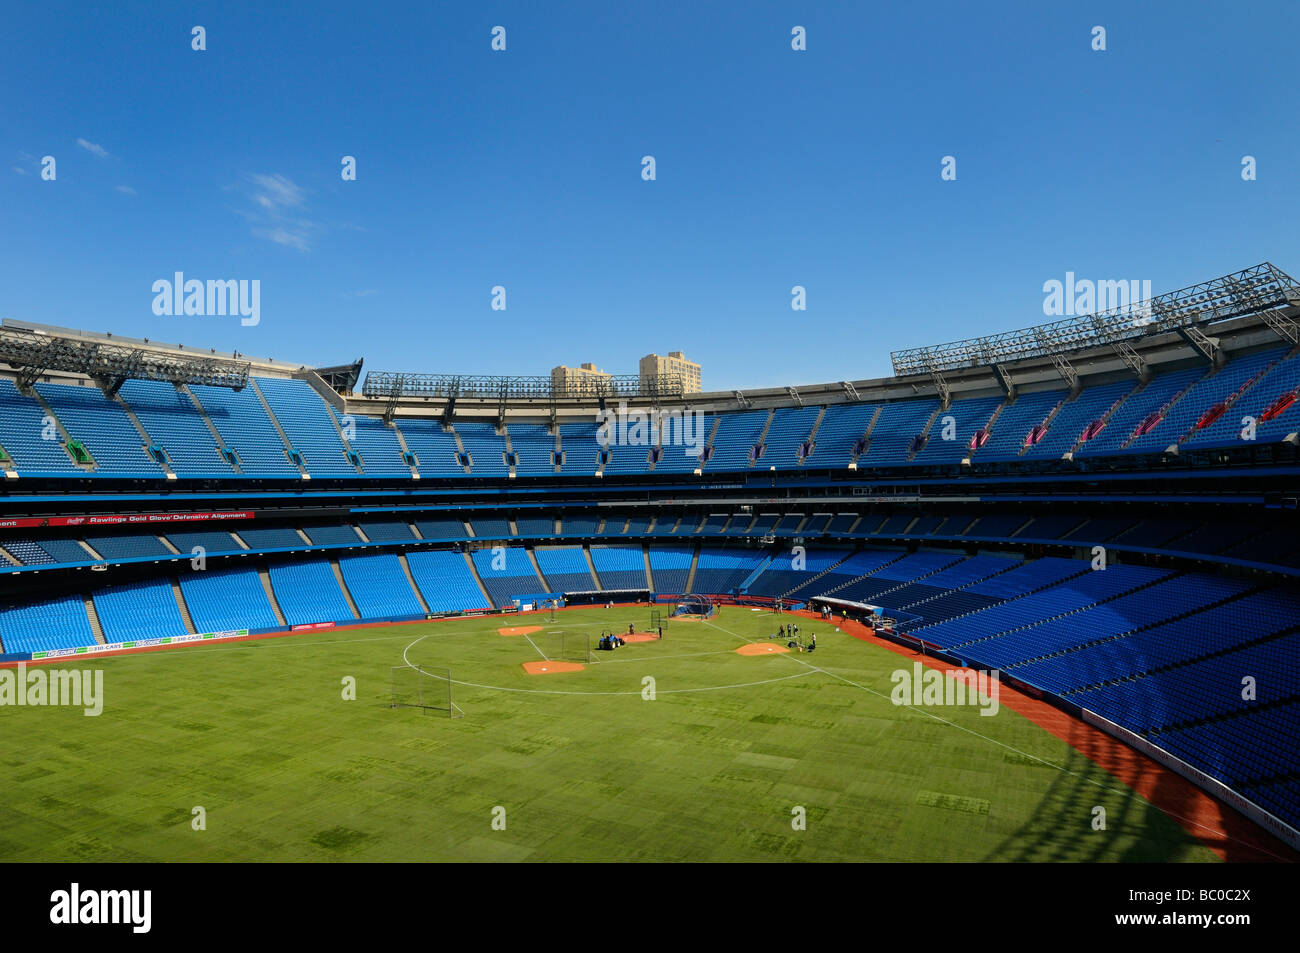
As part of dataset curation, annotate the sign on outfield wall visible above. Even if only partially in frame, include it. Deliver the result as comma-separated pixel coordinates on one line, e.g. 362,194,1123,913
30,629,251,660
0,511,256,529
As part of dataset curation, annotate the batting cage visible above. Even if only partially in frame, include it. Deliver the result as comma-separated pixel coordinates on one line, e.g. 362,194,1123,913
390,665,464,718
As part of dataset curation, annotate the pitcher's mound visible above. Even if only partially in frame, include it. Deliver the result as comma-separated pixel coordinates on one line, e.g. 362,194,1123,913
736,643,790,656
522,660,585,675
500,626,543,636
620,632,660,643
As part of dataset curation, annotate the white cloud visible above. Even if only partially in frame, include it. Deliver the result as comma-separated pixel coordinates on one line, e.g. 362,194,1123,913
76,138,110,158
115,184,136,195
255,226,311,252
239,173,317,252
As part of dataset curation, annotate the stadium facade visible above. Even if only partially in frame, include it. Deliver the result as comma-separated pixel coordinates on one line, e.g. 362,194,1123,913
2,262,1299,848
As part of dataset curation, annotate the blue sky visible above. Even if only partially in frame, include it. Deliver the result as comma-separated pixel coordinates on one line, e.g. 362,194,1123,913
3,1,1297,391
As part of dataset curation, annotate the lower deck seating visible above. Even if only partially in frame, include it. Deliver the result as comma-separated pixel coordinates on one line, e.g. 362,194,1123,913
268,559,356,625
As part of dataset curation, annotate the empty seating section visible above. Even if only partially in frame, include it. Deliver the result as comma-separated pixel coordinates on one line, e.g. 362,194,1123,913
117,379,231,476
470,547,542,607
783,549,901,601
974,389,1065,460
190,383,298,475
559,422,602,474
415,518,468,540
508,423,556,476
871,555,1017,609
1185,349,1300,447
810,403,877,467
405,551,490,612
454,422,508,476
966,513,1029,539
912,396,1002,463
37,539,94,564
590,545,648,589
651,515,680,534
1070,634,1300,731
93,578,187,640
2,540,56,565
647,547,693,593
624,518,652,536
1110,519,1196,550
1012,585,1295,693
0,379,80,474
514,518,554,537
954,569,1219,669
179,567,279,631
760,407,820,467
828,551,964,604
1126,348,1287,453
559,516,599,536
745,548,850,597
858,399,939,467
771,514,805,536
1022,380,1135,459
874,515,915,536
723,514,753,535
1015,515,1087,541
356,520,416,542
35,382,160,476
268,559,356,624
167,531,242,555
932,515,974,536
534,547,597,592
900,516,943,536
396,420,464,477
917,563,1167,651
739,515,775,536
254,378,353,477
1062,517,1136,543
303,524,362,546
1157,704,1300,795
825,515,859,534
705,410,768,471
692,548,766,594
469,518,511,539
599,517,627,535
5,348,1300,484
801,514,832,535
345,415,410,476
235,527,307,550
0,594,96,652
338,554,424,618
651,413,710,473
84,535,172,560
1073,366,1204,457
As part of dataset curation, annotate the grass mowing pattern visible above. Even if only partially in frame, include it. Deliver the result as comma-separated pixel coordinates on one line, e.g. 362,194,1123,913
0,607,1216,861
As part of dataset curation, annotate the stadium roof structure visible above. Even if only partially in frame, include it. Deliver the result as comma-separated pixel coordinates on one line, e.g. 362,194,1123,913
890,262,1300,377
0,321,252,394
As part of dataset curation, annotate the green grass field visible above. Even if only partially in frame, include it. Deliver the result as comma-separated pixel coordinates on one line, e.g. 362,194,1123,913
0,607,1217,862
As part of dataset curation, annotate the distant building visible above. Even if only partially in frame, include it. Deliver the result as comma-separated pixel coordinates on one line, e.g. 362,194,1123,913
639,351,701,394
551,362,612,397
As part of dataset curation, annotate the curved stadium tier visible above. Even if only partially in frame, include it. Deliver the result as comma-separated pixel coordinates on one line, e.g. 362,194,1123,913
2,262,1299,855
